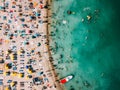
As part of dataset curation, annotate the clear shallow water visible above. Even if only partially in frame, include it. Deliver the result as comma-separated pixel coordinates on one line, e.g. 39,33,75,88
50,0,120,90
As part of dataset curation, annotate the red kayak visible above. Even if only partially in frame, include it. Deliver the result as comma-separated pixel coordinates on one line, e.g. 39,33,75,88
60,75,73,84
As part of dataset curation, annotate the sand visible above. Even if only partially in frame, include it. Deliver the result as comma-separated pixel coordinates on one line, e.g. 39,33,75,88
0,0,63,90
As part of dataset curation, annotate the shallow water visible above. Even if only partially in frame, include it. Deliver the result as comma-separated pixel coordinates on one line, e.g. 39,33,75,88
51,0,120,90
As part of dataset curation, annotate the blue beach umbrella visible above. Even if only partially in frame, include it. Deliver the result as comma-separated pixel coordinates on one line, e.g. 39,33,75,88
37,71,43,76
0,6,2,10
26,66,29,69
8,20,12,23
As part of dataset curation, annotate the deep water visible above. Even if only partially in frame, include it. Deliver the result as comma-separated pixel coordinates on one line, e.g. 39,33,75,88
50,0,120,90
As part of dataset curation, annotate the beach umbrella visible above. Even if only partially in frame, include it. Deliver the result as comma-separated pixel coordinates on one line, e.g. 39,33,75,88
28,75,32,78
5,86,11,90
31,50,34,53
33,2,38,8
20,18,25,22
27,70,32,74
27,67,34,74
37,71,43,76
10,82,15,87
6,51,9,54
32,35,36,39
10,54,14,60
4,71,11,76
20,49,25,53
5,87,9,90
26,75,32,79
0,6,2,10
39,4,43,9
11,72,18,76
10,81,17,87
26,30,30,34
27,68,33,74
2,16,6,20
36,13,40,17
43,86,47,89
8,20,12,23
17,50,21,55
25,76,29,80
37,43,41,46
0,58,4,63
5,40,10,43
12,1,16,5
5,63,12,69
7,50,12,54
30,16,36,20
24,41,29,45
18,73,24,78
26,65,33,69
26,65,29,69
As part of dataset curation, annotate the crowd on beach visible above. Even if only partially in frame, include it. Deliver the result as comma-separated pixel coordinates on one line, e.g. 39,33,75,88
0,0,61,90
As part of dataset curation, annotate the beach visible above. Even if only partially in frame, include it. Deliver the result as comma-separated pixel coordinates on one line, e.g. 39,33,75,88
1,0,120,90
0,0,62,90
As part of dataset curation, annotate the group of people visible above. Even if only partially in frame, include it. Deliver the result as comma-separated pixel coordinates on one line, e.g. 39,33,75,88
0,0,58,90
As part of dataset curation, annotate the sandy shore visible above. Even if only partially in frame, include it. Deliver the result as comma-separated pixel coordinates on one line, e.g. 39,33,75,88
0,0,63,90
40,0,63,90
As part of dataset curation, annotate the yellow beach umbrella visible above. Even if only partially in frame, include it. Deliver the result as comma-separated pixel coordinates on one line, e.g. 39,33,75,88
26,75,32,79
10,82,15,87
25,76,29,80
20,49,23,53
33,2,38,7
5,64,9,70
5,63,12,69
27,69,33,74
11,72,18,76
10,54,14,60
3,72,6,76
6,51,9,54
17,50,21,55
0,58,4,62
5,40,10,44
18,73,24,78
0,57,2,59
25,75,32,79
5,86,10,90
4,71,11,76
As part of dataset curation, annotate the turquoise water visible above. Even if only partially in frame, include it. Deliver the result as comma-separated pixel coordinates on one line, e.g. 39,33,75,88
50,0,120,90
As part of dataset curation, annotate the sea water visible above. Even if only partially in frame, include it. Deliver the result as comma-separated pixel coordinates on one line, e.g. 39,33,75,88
50,0,120,90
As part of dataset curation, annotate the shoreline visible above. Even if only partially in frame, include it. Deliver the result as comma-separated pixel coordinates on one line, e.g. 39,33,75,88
45,0,64,90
